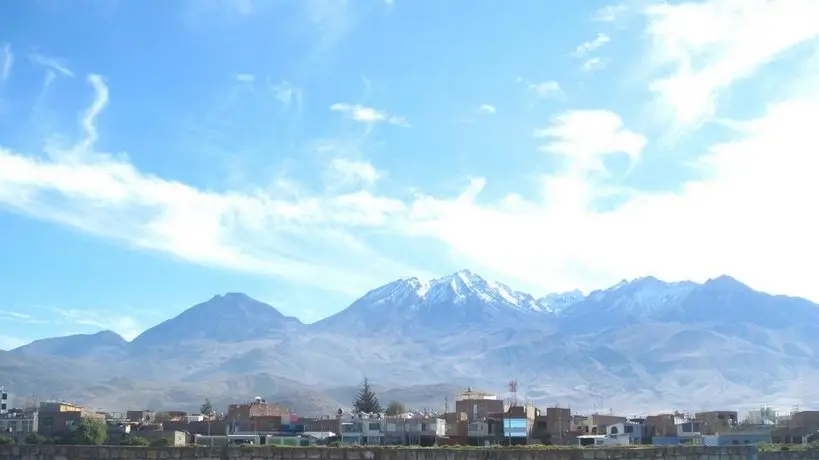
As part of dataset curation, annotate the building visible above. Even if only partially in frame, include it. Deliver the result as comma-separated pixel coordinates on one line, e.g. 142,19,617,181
606,421,644,444
577,434,629,447
695,411,738,435
227,397,289,422
339,414,384,445
0,409,38,436
383,415,445,446
126,410,154,423
0,387,7,416
454,388,503,422
37,401,104,438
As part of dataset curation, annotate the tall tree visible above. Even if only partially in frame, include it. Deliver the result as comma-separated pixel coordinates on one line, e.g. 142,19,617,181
200,399,214,417
385,400,406,416
352,377,382,414
70,417,108,445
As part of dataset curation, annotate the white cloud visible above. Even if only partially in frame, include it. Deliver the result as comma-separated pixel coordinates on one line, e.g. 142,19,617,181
0,335,26,350
234,73,255,82
582,57,610,72
529,81,564,98
325,157,381,188
1,43,12,82
330,103,408,126
643,0,819,131
534,110,645,175
477,104,496,114
271,80,302,110
573,33,611,57
0,311,46,324
54,308,144,341
593,4,628,22
29,53,74,78
0,75,424,296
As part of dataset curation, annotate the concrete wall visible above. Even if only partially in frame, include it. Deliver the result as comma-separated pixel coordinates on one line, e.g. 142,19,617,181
0,445,818,460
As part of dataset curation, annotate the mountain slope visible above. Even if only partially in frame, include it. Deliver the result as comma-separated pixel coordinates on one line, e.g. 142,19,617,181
7,272,819,414
131,293,302,348
12,330,127,359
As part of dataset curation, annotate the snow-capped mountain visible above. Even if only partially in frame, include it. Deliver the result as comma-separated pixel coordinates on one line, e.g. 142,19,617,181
311,269,554,335
8,270,819,415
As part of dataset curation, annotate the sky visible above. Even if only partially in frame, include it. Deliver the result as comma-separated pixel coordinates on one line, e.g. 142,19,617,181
1,0,819,348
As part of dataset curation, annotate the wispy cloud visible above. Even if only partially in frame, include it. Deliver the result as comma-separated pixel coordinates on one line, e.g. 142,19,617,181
529,81,564,98
582,57,610,72
0,311,46,324
1,43,12,82
271,80,302,111
593,4,628,22
54,308,144,341
643,0,819,132
573,33,610,58
477,104,496,115
0,335,26,350
0,76,426,296
234,73,255,83
325,157,381,189
29,53,74,77
330,103,408,127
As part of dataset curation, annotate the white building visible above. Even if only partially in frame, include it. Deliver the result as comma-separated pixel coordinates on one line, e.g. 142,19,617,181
340,414,385,445
607,421,644,444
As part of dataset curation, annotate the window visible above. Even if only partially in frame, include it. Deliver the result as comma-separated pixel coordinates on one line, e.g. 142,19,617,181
368,422,380,431
1,393,6,400
624,425,633,434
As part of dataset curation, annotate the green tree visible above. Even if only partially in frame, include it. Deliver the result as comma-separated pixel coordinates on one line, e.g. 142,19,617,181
200,399,214,417
69,416,108,445
120,436,150,446
150,437,171,447
385,400,406,416
352,377,382,414
0,436,12,445
24,433,50,445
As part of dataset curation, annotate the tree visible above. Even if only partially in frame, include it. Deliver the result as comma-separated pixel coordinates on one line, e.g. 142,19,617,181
69,416,108,445
385,401,406,416
352,377,382,414
0,437,12,445
200,399,214,417
150,437,171,447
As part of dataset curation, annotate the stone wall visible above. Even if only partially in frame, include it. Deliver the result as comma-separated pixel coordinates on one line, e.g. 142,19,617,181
0,446,818,460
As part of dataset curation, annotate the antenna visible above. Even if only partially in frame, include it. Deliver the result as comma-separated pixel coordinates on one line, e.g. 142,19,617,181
508,380,518,406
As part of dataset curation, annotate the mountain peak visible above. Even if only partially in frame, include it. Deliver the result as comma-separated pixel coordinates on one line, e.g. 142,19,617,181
704,275,749,291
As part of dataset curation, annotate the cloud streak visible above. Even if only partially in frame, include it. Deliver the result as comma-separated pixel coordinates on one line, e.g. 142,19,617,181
330,103,408,127
1,43,12,82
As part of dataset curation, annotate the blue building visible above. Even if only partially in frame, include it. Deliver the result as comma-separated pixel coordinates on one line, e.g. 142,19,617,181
703,432,771,446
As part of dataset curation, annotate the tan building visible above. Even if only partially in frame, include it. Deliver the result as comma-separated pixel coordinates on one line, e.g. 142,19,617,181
644,413,676,437
37,401,104,438
453,388,504,422
695,411,738,435
227,400,289,421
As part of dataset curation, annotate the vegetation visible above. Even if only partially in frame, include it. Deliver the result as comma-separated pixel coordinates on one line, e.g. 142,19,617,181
352,377,382,414
23,433,51,445
68,416,108,445
150,437,171,447
0,437,12,445
200,398,214,417
385,401,406,416
120,436,150,446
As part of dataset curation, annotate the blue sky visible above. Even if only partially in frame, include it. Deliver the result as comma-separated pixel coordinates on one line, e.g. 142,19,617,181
1,0,819,348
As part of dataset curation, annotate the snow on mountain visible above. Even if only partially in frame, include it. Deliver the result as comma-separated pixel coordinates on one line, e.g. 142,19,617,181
313,269,554,335
536,289,585,313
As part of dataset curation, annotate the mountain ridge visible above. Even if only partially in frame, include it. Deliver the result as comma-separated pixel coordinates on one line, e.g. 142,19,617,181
6,270,819,415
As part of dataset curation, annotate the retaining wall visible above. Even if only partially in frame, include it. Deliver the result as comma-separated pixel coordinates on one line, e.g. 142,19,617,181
0,446,817,460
